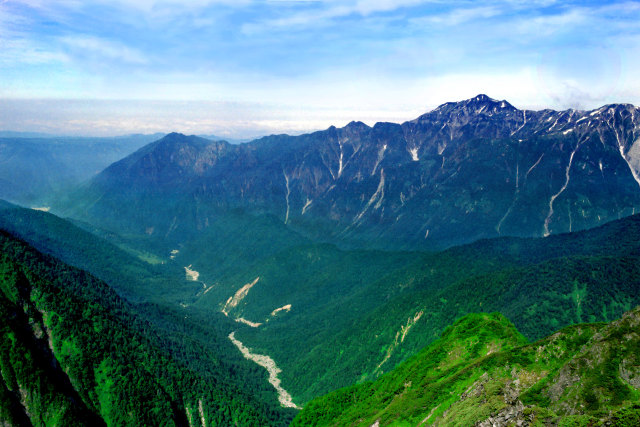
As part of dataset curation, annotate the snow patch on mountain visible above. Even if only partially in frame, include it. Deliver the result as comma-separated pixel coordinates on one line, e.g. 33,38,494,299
625,139,640,188
544,138,584,237
372,144,387,176
302,198,313,215
353,169,385,225
609,120,640,189
283,171,291,224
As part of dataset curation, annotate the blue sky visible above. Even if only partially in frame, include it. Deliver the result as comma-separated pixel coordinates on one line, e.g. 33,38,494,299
1,0,640,137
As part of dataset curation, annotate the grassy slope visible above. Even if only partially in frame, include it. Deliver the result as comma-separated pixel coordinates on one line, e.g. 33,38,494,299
293,308,640,426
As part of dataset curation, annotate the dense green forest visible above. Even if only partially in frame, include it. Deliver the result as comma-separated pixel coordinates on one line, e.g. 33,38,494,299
232,214,640,403
3,217,639,425
3,200,640,409
0,199,195,303
293,309,640,426
0,229,296,425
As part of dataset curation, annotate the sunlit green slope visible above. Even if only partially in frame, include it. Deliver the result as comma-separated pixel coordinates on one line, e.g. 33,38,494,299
294,309,640,426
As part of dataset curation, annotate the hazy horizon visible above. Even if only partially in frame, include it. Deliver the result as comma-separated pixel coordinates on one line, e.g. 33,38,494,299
2,92,640,140
2,0,639,137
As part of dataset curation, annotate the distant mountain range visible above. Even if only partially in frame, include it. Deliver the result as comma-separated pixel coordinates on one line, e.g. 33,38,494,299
63,94,640,250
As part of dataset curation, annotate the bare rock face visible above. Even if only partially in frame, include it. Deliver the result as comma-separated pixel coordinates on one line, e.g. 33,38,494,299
476,379,534,427
461,372,490,401
619,358,640,389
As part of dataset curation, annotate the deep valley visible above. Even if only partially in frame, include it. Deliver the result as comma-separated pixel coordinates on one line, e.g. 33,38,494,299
2,95,640,425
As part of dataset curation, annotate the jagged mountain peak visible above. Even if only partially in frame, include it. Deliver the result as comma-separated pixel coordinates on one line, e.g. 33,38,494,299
535,102,638,124
588,103,640,119
467,93,509,106
156,131,199,143
464,94,518,114
415,94,520,124
442,94,516,109
344,120,371,131
164,131,187,138
128,132,213,163
473,93,494,102
95,132,230,187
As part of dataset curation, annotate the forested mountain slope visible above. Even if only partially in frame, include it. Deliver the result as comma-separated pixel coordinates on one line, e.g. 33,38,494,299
0,229,296,425
63,95,640,250
4,201,640,408
199,213,640,404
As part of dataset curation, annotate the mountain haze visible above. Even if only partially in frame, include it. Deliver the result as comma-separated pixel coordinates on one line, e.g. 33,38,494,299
0,134,161,206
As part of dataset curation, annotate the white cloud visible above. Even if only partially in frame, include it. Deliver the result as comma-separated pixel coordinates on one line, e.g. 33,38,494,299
351,0,430,16
0,6,67,66
12,0,249,10
4,62,640,138
511,7,588,37
4,0,640,136
598,1,640,14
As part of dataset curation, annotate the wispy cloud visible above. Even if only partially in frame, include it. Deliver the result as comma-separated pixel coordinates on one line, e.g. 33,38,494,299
411,5,501,26
242,0,433,33
510,7,588,37
0,39,68,65
59,36,148,65
2,0,640,135
0,4,66,66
